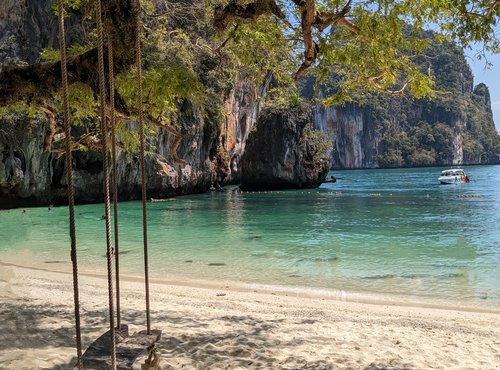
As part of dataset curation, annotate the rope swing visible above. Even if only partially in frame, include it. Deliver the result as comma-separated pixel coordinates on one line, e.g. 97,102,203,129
135,0,152,335
107,33,122,331
56,0,83,368
53,0,162,367
94,0,118,367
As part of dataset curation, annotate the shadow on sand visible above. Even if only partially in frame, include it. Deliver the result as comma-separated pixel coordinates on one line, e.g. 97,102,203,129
0,299,410,370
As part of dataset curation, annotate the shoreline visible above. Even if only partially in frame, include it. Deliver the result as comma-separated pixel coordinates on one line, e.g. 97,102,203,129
1,164,499,210
1,262,500,369
2,258,499,315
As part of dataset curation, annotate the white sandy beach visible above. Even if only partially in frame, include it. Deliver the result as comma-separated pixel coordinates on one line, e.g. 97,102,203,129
0,261,499,370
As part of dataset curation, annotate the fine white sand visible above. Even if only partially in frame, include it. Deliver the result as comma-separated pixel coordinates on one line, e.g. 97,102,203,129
1,261,499,370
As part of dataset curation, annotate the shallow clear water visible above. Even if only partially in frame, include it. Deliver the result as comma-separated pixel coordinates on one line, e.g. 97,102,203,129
1,166,499,304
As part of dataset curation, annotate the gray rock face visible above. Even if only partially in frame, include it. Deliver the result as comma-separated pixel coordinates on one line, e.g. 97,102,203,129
0,97,254,208
313,101,380,169
0,0,77,70
0,86,261,209
313,87,498,169
221,72,272,180
241,107,330,191
0,117,53,207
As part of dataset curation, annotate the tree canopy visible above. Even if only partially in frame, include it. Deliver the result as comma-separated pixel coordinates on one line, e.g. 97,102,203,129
212,0,500,104
1,0,500,122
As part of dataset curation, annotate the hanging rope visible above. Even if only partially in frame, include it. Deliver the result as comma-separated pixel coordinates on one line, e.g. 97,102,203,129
56,1,83,368
108,34,122,330
95,0,117,367
135,0,151,335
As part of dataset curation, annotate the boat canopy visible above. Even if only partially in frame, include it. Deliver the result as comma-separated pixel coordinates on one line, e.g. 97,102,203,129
441,169,465,176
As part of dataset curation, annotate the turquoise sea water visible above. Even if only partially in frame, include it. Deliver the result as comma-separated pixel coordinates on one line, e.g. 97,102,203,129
1,166,499,305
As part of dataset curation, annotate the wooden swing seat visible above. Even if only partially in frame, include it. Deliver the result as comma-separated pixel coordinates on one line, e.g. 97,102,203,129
82,325,162,369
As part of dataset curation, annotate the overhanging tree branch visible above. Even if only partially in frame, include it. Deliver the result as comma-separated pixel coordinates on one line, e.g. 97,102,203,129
214,0,360,80
214,0,287,32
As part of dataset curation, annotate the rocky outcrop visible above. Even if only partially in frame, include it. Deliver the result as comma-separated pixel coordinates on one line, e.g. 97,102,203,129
0,109,210,208
240,107,330,191
0,1,51,68
2,2,498,208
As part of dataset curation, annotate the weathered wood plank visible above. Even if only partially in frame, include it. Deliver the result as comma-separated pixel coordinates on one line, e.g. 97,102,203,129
115,330,162,369
81,326,162,370
82,325,129,369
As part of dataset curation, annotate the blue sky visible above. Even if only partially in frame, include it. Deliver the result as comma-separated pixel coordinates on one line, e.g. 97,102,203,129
466,50,500,133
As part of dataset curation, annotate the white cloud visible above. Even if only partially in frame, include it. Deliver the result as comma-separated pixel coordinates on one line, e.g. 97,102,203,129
492,100,500,106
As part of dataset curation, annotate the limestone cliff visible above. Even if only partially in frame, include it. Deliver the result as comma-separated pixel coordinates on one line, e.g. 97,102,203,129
220,72,272,180
2,2,500,208
312,38,500,169
241,107,330,191
0,0,261,208
0,72,262,208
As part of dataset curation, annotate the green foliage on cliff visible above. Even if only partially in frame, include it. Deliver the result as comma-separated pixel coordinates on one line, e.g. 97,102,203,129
378,121,455,167
3,1,500,110
0,102,38,121
40,44,92,62
304,124,331,160
52,0,83,11
56,83,97,125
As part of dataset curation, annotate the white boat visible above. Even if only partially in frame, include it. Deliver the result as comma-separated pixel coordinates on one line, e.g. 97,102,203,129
438,168,469,184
